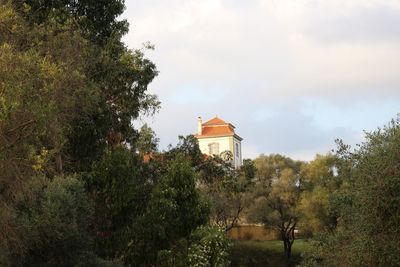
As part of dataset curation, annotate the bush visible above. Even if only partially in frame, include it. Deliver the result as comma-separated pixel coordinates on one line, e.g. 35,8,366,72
301,118,400,266
125,154,210,266
16,175,96,267
188,226,232,267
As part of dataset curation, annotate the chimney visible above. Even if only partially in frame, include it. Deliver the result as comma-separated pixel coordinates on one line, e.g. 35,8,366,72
197,117,202,135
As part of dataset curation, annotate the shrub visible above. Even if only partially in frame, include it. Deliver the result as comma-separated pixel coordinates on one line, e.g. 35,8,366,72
188,226,232,267
16,175,95,266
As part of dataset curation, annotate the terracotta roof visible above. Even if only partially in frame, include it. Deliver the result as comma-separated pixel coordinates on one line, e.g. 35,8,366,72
202,117,229,126
196,116,242,139
201,125,234,136
143,154,151,163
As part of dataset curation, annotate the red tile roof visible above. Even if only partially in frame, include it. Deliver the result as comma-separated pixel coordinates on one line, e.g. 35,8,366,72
203,117,228,126
196,116,242,140
201,125,234,136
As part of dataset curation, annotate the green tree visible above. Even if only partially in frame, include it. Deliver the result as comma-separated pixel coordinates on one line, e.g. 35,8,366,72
137,123,159,157
302,118,400,266
17,0,128,45
86,147,153,259
0,2,97,259
0,0,160,264
63,40,160,172
12,0,160,172
253,154,301,188
126,154,210,265
241,158,256,182
198,154,251,232
167,135,204,167
249,154,303,260
254,169,301,259
187,226,232,267
11,175,96,266
298,154,341,236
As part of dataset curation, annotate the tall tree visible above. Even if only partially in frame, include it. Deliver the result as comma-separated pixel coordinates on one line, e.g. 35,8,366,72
198,153,253,232
0,0,160,264
86,148,154,259
298,154,341,235
136,123,159,157
302,118,400,266
14,0,128,45
127,154,210,265
252,168,301,259
0,1,97,259
12,0,160,172
249,154,303,260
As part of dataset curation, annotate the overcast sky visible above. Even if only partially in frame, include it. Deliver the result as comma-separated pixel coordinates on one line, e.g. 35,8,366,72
121,0,400,160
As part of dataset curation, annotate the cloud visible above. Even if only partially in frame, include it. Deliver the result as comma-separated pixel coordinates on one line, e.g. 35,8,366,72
304,5,400,43
168,85,229,105
122,0,400,160
235,98,360,160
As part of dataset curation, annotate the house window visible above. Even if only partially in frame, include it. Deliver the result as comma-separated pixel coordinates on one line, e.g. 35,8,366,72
208,142,219,155
235,143,239,157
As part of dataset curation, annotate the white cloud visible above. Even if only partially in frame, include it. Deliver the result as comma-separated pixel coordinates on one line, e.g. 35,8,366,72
122,0,400,160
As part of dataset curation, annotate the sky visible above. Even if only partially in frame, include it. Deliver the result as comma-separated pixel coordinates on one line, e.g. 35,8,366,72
121,0,400,160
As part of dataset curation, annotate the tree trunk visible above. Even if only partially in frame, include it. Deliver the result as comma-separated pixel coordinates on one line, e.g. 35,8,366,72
281,222,296,260
282,237,292,259
286,239,292,259
56,153,63,174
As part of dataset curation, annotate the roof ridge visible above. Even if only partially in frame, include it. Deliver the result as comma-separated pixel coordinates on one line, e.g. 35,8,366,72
202,116,228,126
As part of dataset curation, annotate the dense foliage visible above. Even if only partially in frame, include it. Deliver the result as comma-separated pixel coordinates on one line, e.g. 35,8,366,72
0,1,218,266
2,0,399,266
301,119,400,266
126,154,210,265
188,226,232,267
248,155,303,259
198,152,254,232
11,175,95,266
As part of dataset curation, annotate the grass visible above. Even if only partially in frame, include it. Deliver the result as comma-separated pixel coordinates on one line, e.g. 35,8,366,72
230,239,312,267
228,225,278,241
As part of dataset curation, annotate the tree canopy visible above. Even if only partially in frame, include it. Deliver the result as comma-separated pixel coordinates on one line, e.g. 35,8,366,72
301,118,400,267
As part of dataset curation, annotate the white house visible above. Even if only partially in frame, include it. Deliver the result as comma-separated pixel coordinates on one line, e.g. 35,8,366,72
195,116,243,168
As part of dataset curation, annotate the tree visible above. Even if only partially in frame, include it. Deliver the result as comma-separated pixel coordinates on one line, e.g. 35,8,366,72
253,154,301,184
0,0,160,264
126,154,210,265
197,153,253,232
85,147,154,259
136,123,159,157
241,158,257,182
298,154,341,236
254,169,301,259
0,2,98,259
17,0,128,45
12,0,160,172
0,1,244,265
10,175,97,267
249,154,303,260
167,135,204,167
187,226,232,267
63,40,160,172
162,135,249,233
302,118,400,266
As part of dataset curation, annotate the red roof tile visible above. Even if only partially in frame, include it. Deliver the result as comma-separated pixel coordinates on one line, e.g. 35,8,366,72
195,116,241,138
201,125,234,136
202,117,228,126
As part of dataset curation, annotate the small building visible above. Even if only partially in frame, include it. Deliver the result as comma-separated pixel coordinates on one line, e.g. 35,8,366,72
195,116,243,168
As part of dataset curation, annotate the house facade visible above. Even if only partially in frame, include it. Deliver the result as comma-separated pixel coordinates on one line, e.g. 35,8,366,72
195,116,243,168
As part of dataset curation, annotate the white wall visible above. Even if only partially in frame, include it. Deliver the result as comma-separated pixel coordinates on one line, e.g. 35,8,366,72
198,136,231,156
198,136,242,168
